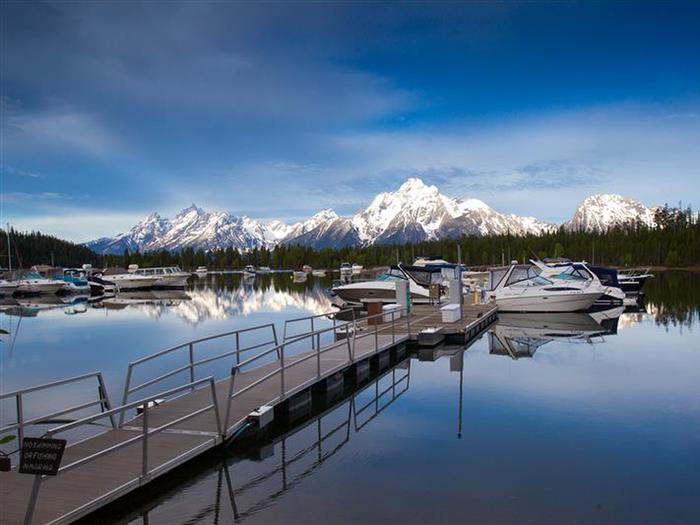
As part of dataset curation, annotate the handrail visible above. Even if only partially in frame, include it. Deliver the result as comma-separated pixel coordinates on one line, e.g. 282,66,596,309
222,304,409,436
0,371,114,447
283,308,355,342
21,377,222,525
130,324,277,366
120,323,279,425
0,371,103,399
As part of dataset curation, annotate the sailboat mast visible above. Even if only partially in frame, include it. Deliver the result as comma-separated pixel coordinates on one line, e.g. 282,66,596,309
6,223,11,272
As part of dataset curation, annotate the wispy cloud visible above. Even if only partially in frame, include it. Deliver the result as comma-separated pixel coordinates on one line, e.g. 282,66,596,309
4,109,120,157
2,166,40,178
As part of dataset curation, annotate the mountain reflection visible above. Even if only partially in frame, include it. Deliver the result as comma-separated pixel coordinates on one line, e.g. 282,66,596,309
99,273,335,325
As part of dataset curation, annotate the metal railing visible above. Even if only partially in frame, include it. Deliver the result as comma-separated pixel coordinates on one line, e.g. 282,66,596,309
282,308,355,343
222,305,410,436
22,377,222,525
0,372,114,446
119,324,278,425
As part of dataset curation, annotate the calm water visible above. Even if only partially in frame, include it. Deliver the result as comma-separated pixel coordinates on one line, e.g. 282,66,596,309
2,272,699,524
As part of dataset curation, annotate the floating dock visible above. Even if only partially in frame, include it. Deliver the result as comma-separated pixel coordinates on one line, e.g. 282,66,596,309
0,301,497,525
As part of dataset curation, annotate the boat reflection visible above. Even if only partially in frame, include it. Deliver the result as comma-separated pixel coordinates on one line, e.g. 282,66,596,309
488,309,624,360
97,358,411,524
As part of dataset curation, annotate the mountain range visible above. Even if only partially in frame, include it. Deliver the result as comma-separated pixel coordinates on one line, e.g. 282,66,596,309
86,178,657,254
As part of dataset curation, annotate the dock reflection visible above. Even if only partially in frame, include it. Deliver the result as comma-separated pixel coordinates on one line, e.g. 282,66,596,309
92,357,411,524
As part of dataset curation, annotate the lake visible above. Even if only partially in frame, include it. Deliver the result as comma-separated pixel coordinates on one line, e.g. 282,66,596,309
1,271,699,524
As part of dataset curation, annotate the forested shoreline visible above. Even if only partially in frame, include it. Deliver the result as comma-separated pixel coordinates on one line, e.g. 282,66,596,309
3,205,698,271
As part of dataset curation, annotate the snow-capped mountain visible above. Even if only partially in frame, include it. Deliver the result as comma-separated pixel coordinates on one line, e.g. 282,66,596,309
282,209,360,250
351,178,553,244
566,194,656,231
87,204,272,254
86,180,657,254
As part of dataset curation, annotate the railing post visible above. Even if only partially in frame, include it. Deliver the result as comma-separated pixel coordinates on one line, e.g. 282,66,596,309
271,323,279,346
120,364,134,427
310,318,315,351
97,373,117,429
23,474,42,525
16,394,23,445
272,325,281,359
142,402,149,477
352,320,357,360
189,343,195,388
222,367,237,437
280,344,286,399
209,378,223,438
345,323,352,362
374,319,379,351
391,311,395,344
317,335,321,379
235,332,240,364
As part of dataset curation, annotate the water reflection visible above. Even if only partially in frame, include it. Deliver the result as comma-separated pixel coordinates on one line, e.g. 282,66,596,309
91,358,412,524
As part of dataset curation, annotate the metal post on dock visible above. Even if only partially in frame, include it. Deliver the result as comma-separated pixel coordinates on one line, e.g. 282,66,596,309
223,367,237,437
97,373,116,428
16,394,24,445
142,402,149,477
188,343,195,389
280,344,286,399
235,332,240,364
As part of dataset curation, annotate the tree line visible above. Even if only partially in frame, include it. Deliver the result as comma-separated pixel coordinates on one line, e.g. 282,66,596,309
2,204,698,271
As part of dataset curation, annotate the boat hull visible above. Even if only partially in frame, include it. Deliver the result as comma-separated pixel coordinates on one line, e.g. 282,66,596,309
16,281,65,295
332,281,429,305
495,291,601,313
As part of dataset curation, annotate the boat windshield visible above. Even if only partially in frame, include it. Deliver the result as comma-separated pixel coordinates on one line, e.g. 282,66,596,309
553,266,590,281
378,272,405,282
505,266,552,287
22,272,43,280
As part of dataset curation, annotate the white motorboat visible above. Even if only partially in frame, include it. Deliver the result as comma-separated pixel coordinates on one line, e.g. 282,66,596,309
486,264,602,313
332,264,442,305
243,265,257,277
312,269,327,277
195,266,208,275
16,272,66,295
340,262,353,275
351,264,363,274
0,279,19,296
258,266,272,273
128,265,191,287
531,259,625,307
100,268,159,290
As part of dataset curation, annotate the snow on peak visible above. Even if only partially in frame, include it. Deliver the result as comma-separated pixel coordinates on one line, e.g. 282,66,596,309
567,193,655,231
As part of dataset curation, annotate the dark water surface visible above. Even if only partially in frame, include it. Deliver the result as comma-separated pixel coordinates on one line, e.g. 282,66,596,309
2,272,699,524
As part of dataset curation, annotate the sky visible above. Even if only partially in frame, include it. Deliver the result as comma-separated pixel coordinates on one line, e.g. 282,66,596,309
1,0,699,242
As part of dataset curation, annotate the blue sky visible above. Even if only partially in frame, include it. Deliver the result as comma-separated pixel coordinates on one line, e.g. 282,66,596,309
1,1,699,242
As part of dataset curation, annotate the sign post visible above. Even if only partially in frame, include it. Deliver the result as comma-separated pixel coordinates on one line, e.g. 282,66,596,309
19,437,66,525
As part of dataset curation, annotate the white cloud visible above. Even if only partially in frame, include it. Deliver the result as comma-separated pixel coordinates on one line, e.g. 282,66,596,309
9,212,146,243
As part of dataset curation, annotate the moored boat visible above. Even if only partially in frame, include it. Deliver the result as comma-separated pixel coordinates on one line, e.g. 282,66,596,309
16,272,66,295
486,264,602,313
128,265,191,287
100,268,159,290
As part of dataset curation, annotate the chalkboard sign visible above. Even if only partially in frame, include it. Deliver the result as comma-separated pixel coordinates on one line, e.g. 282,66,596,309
19,437,67,476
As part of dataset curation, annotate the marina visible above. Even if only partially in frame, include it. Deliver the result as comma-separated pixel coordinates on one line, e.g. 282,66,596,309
1,271,698,524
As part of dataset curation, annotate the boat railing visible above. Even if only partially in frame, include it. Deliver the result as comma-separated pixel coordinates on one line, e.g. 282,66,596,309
222,305,410,436
119,324,279,426
0,371,114,447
